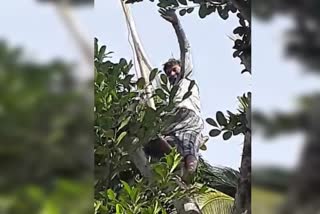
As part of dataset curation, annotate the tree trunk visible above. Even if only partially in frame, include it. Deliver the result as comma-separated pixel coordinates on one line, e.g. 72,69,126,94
233,93,251,214
279,99,320,214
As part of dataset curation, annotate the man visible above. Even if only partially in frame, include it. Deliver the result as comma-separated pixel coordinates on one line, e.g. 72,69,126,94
159,8,205,176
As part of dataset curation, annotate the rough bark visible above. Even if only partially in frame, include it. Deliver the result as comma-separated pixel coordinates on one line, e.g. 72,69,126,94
279,99,320,214
129,147,153,180
233,93,251,214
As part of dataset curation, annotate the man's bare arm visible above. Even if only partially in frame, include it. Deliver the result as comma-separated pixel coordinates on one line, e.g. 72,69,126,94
159,8,193,78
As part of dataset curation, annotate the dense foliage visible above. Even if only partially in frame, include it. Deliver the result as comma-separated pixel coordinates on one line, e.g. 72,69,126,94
0,40,91,213
93,38,241,213
94,38,201,213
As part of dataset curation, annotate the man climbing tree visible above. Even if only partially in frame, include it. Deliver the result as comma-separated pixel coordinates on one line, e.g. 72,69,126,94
158,8,206,180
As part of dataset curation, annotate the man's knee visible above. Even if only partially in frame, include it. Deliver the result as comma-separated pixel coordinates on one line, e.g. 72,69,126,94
184,155,198,173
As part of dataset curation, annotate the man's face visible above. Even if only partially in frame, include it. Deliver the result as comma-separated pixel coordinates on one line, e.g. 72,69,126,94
165,64,181,83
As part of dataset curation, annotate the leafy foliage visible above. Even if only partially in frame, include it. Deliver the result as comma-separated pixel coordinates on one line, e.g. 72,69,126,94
206,93,250,141
0,41,92,213
196,189,234,214
94,37,199,198
196,157,240,197
0,181,91,214
95,150,203,214
94,38,243,213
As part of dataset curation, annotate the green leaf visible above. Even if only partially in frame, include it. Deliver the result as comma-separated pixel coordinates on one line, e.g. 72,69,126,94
98,45,106,60
169,85,179,101
200,144,207,151
195,189,234,213
165,153,174,169
233,50,241,58
136,77,146,89
179,9,187,16
171,158,181,173
216,111,228,126
122,74,134,88
116,131,127,144
121,180,133,199
95,146,109,155
209,129,221,137
94,37,98,58
169,151,182,173
154,164,166,178
206,118,218,127
104,129,114,138
161,84,170,93
116,204,123,214
119,116,131,130
233,26,246,36
223,131,232,140
182,91,192,100
199,5,207,19
218,6,229,20
160,74,168,84
107,189,116,201
178,0,187,5
119,58,127,67
187,7,194,13
155,88,167,100
149,68,158,82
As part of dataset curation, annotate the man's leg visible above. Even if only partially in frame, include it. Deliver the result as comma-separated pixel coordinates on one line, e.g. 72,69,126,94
185,155,198,173
168,132,202,214
172,130,201,185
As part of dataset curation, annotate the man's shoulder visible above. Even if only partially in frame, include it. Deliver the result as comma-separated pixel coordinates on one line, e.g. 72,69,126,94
177,77,199,90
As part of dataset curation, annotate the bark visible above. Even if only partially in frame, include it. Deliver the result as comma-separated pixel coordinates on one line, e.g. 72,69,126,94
129,147,153,180
239,53,251,74
233,93,251,214
279,99,320,214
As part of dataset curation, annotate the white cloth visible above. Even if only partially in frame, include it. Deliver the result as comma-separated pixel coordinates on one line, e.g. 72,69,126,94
172,45,201,116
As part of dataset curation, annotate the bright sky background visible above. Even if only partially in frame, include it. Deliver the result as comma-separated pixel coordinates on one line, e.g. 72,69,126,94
1,1,319,170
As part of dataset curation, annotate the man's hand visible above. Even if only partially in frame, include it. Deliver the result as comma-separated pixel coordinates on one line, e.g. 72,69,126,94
159,8,179,24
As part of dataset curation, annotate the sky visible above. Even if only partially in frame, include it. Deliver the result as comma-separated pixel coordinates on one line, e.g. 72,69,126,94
1,1,319,170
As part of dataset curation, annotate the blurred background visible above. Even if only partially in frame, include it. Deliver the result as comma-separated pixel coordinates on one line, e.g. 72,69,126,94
0,1,93,213
252,1,320,213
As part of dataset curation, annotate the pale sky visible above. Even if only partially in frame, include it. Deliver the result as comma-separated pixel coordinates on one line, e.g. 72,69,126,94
1,1,319,170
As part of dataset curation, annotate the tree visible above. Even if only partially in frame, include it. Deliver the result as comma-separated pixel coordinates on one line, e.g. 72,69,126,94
93,38,243,213
253,1,320,213
0,40,92,213
95,1,251,213
120,0,252,213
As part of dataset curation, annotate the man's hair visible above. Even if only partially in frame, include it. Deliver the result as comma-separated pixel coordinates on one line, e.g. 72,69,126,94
163,58,180,73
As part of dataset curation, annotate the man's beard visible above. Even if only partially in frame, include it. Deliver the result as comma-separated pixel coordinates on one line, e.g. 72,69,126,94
169,73,181,85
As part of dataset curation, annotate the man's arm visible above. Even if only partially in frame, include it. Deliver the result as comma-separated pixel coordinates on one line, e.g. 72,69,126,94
159,9,193,78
